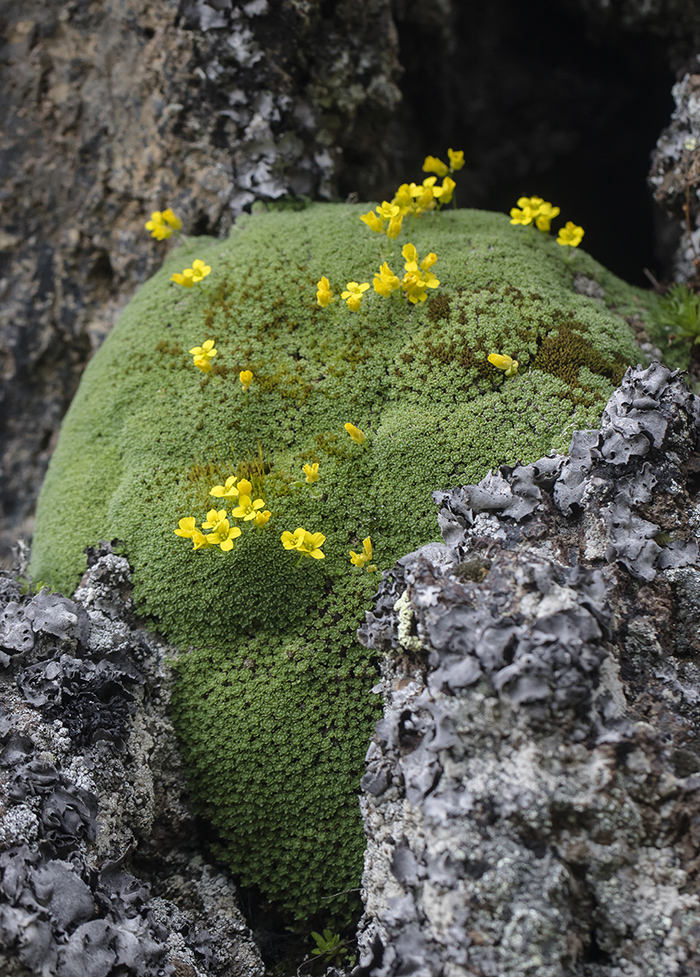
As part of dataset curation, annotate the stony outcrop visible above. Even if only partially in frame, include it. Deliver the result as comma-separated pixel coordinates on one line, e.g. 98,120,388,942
356,362,700,976
0,543,264,977
0,0,402,560
649,64,700,283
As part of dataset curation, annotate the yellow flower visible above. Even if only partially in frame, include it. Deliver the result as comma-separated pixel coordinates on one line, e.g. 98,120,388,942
303,462,320,484
240,370,253,391
448,148,465,171
202,508,228,530
411,179,438,212
231,492,266,521
172,259,211,286
535,202,560,232
281,527,326,559
392,184,414,214
373,262,401,297
509,206,533,226
557,222,585,247
190,259,211,281
145,208,181,240
360,211,385,233
175,516,197,537
189,339,217,372
341,281,370,312
316,276,335,307
297,529,326,560
162,208,182,232
171,268,196,287
350,536,373,569
488,353,519,377
253,509,271,528
422,156,449,178
237,479,253,496
210,476,239,499
376,201,401,221
281,528,304,551
436,176,456,205
344,422,366,444
205,517,242,552
402,243,419,267
174,517,207,550
386,214,403,240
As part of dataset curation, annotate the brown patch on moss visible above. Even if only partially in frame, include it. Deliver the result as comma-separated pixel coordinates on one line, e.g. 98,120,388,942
427,294,451,323
532,325,626,387
154,340,183,356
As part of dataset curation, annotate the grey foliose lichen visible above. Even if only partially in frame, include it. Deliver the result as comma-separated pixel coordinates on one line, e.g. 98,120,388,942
0,544,264,977
356,363,700,977
648,64,700,281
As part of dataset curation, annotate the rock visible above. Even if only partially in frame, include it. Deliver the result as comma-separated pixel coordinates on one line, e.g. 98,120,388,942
0,543,264,977
357,362,700,976
648,64,700,283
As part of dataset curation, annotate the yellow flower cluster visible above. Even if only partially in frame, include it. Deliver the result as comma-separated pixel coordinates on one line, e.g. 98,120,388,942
341,281,370,312
360,201,404,239
316,149,458,314
144,206,214,285
281,528,326,560
171,259,211,287
145,207,182,241
400,244,439,304
509,196,560,232
174,477,271,552
318,246,439,313
358,148,464,241
189,339,217,373
509,196,585,249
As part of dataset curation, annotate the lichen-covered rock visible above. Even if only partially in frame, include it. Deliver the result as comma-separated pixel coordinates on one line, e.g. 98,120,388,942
29,202,658,921
356,363,700,976
0,0,402,561
648,65,700,282
0,545,264,977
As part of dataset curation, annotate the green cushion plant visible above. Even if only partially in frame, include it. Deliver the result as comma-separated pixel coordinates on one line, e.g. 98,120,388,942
30,195,658,923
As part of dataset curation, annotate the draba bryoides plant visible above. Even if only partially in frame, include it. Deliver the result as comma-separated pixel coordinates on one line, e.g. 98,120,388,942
152,173,587,584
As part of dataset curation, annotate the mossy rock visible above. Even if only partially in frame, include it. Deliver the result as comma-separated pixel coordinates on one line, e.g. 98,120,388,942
30,203,657,923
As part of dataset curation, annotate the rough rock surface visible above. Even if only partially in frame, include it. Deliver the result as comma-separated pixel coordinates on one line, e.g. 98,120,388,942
649,64,700,283
356,363,700,976
0,543,264,977
0,0,402,560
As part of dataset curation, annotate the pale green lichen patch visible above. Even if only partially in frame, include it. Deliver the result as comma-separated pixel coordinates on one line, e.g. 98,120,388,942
30,204,654,922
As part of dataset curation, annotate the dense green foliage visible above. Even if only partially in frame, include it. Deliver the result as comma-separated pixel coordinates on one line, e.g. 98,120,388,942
30,203,655,921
